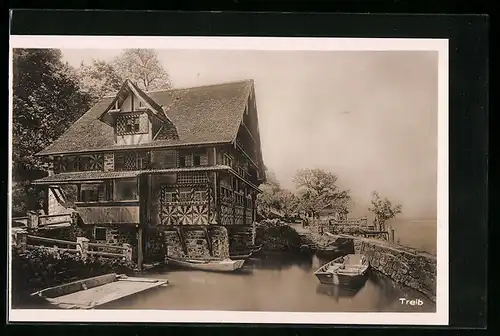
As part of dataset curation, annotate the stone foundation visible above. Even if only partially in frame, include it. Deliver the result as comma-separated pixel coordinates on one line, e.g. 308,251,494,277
163,226,229,260
353,237,437,302
226,225,255,253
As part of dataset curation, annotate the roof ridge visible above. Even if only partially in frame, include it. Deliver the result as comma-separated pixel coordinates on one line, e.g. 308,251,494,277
102,79,254,98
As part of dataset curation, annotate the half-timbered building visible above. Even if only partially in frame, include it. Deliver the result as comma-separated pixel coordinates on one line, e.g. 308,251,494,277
33,79,266,266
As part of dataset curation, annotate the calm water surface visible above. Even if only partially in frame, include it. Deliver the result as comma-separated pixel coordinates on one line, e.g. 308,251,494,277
102,254,435,312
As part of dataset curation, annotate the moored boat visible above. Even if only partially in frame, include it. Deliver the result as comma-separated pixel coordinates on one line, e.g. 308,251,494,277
229,245,263,260
31,273,168,309
166,257,245,272
314,254,369,286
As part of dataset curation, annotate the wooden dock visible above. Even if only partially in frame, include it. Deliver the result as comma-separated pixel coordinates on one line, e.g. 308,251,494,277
32,274,168,309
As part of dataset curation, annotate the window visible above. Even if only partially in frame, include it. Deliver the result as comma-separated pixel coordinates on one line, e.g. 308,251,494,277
179,156,186,168
179,189,191,202
152,150,177,168
116,113,148,135
233,178,239,191
235,193,244,206
221,186,233,203
177,172,207,184
247,196,253,209
137,152,149,169
115,151,150,171
114,179,138,201
80,184,105,202
193,154,201,166
94,227,107,241
63,156,78,172
165,191,176,202
192,172,207,184
126,118,140,133
193,187,207,202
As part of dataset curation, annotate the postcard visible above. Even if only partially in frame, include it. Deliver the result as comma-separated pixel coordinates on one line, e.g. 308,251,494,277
8,35,449,325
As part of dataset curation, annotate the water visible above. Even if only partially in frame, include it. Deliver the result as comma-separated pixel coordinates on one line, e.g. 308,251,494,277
388,219,437,255
102,254,435,312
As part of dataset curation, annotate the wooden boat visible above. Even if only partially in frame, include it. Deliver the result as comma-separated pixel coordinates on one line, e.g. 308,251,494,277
229,245,263,260
230,251,253,259
166,257,245,272
314,254,369,286
31,273,168,309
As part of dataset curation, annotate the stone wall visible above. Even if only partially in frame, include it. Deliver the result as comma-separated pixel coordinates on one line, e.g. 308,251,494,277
255,220,303,252
226,225,255,253
353,237,437,302
163,226,229,260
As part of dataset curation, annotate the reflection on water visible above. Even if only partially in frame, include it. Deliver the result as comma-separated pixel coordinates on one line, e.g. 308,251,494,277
101,253,435,312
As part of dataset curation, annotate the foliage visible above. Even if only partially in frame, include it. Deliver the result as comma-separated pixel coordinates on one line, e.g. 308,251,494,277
113,49,171,91
11,181,45,216
77,59,123,103
255,219,303,252
257,169,298,219
11,246,136,307
293,168,351,217
12,49,93,180
369,191,402,231
12,49,93,215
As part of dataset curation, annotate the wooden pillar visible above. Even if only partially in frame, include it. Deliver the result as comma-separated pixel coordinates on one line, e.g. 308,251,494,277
215,172,221,225
123,243,133,262
137,226,143,270
26,211,39,230
388,226,395,243
76,237,89,260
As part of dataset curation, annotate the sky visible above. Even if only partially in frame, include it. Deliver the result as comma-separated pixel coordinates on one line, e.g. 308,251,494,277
61,49,438,219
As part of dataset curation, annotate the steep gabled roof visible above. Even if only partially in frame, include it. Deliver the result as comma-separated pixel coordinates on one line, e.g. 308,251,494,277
99,79,171,124
37,80,253,156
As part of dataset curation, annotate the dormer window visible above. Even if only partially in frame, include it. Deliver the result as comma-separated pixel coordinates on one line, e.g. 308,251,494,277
126,117,140,133
116,113,148,135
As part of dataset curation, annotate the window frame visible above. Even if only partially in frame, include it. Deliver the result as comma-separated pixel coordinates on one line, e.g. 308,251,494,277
94,227,107,241
113,178,139,201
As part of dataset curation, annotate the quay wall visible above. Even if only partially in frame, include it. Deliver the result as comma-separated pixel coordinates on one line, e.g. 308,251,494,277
353,237,437,302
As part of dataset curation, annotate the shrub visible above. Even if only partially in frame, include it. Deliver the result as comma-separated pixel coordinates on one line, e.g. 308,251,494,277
10,247,136,307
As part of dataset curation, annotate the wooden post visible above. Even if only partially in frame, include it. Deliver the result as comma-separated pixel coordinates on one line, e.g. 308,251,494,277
203,226,213,256
14,229,28,251
76,237,89,260
388,226,395,243
26,211,39,230
137,227,143,270
123,243,133,262
70,211,78,225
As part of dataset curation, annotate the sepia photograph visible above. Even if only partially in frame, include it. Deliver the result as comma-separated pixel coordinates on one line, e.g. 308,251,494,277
8,36,448,325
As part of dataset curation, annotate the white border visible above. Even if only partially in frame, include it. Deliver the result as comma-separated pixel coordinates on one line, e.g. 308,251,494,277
8,36,449,325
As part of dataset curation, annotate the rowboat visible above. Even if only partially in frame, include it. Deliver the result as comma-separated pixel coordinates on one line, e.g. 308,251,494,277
314,254,369,286
30,273,168,309
229,245,263,260
166,257,245,272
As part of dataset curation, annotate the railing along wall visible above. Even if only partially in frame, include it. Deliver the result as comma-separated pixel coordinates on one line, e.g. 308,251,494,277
11,230,133,262
12,211,76,230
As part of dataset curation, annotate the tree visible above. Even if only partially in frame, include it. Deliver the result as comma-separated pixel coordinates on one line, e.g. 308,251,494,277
113,49,171,91
369,191,402,231
12,49,92,214
293,168,351,218
77,59,123,103
256,168,298,219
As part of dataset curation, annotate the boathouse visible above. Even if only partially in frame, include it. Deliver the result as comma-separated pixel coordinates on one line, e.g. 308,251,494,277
33,79,266,267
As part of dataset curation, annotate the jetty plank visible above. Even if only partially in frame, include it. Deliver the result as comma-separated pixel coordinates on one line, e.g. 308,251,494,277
46,277,167,309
